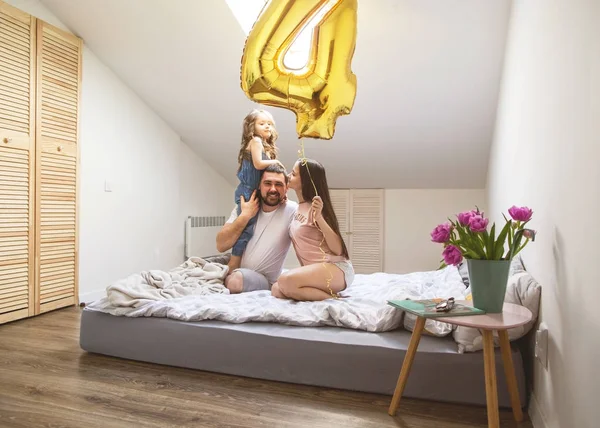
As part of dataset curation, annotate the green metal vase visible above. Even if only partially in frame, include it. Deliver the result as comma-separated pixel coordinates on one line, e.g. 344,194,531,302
466,259,511,313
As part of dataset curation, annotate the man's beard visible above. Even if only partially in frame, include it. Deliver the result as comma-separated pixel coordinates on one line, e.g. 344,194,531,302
261,191,282,207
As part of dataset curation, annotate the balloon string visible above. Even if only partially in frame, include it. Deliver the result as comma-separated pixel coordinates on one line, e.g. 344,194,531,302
298,139,338,299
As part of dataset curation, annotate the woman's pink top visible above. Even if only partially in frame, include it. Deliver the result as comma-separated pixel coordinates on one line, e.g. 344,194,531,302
290,202,347,266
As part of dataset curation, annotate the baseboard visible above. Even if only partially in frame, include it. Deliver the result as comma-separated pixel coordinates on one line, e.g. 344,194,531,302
79,289,106,305
528,392,548,428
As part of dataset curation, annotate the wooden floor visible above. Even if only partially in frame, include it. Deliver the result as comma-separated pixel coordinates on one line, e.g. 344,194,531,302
0,307,532,428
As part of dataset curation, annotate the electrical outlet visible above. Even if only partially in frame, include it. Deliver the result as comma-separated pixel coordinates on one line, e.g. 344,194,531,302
104,180,113,192
534,323,548,369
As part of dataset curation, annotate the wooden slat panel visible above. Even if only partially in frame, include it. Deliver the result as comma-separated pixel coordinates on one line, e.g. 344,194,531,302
0,44,28,64
0,33,29,56
41,73,77,94
43,41,78,64
43,34,77,56
0,120,26,134
42,67,78,87
0,99,29,118
0,299,27,311
41,274,74,287
0,27,29,48
0,108,28,125
0,263,27,274
41,88,78,108
35,20,81,314
40,104,77,121
0,287,28,300
0,276,27,288
39,296,74,311
40,269,73,280
0,155,28,166
42,49,78,69
43,29,78,51
42,85,78,104
0,17,30,39
0,281,28,293
41,75,77,97
0,85,29,104
0,63,29,85
41,113,77,129
0,0,34,320
39,261,74,273
0,3,31,26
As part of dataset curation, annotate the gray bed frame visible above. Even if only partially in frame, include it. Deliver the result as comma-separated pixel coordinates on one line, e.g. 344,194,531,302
80,308,527,408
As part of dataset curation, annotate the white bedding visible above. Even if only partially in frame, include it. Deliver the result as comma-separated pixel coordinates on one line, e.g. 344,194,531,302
86,259,467,332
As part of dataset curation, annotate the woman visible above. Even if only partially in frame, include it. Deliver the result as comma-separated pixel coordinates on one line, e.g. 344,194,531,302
271,159,354,301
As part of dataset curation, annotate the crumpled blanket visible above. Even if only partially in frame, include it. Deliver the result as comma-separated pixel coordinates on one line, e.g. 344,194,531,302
87,264,466,333
105,257,229,307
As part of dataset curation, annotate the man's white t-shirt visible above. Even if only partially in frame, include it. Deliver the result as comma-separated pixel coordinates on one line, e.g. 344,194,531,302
226,201,298,284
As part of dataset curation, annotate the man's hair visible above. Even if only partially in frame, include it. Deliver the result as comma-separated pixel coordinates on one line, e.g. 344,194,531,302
262,163,289,184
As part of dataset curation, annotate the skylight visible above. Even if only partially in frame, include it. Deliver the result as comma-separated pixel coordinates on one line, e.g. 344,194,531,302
225,0,338,74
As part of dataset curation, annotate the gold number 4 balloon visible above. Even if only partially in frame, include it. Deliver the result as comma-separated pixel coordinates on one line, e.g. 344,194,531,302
241,0,358,140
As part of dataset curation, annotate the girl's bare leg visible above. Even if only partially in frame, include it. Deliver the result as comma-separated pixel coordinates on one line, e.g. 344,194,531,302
227,255,241,274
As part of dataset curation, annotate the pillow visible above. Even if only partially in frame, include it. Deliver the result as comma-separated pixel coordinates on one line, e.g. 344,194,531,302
457,262,470,287
203,253,231,265
509,254,527,276
453,267,541,353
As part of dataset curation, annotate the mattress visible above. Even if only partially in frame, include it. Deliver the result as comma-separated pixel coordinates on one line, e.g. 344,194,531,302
80,308,527,408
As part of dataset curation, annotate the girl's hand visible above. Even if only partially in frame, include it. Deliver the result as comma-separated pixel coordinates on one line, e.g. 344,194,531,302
311,196,324,223
275,160,285,168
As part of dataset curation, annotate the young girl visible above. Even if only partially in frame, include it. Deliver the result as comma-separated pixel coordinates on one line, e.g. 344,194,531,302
271,158,354,301
228,109,283,272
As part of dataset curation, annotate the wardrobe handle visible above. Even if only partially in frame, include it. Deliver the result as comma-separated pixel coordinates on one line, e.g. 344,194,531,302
57,145,63,152
2,137,10,144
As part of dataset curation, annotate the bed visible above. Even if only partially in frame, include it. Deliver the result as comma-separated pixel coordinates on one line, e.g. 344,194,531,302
80,257,535,408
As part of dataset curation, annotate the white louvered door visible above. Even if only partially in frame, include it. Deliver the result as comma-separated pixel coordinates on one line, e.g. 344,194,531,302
329,189,350,253
0,2,36,324
35,20,81,314
350,189,384,274
330,189,384,274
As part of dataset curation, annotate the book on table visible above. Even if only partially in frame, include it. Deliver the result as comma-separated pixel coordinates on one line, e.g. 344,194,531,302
387,298,486,318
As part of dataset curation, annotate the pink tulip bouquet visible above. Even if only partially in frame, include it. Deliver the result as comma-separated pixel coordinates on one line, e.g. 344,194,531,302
431,206,537,267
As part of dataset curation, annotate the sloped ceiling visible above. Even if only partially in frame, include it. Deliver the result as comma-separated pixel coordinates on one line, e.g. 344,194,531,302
39,0,511,188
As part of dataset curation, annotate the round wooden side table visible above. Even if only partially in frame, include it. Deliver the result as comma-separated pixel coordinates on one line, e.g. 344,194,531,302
388,301,533,428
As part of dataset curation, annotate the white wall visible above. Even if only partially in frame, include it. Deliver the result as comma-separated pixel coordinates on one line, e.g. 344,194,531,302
6,0,234,303
384,189,486,273
488,1,599,427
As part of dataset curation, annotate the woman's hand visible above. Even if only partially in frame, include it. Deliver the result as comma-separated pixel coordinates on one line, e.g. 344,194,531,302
311,196,324,223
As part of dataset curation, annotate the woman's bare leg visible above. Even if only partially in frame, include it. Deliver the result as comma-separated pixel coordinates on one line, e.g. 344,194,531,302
271,282,288,299
278,263,346,301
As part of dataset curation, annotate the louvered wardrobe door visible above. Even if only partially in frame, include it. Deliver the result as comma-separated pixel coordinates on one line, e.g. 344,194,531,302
330,189,351,252
35,20,81,313
0,2,36,324
350,189,384,274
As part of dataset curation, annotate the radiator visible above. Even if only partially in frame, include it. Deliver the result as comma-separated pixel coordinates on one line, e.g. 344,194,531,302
184,216,227,259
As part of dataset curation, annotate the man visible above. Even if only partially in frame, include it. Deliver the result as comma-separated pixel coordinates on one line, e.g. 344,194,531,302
216,164,297,293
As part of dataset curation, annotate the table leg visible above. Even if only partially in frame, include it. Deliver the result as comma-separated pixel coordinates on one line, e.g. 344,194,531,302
498,329,524,422
388,316,426,416
482,329,500,428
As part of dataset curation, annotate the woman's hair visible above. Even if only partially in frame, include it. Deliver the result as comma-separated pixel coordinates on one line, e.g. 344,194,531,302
238,109,278,172
298,159,349,259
